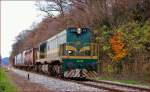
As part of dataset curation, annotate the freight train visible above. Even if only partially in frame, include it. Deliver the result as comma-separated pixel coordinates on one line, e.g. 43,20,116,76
14,27,98,79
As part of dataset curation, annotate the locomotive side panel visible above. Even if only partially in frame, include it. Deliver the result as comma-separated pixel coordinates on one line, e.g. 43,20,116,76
46,30,67,62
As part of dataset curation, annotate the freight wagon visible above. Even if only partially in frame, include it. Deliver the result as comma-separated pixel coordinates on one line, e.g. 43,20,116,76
15,48,37,69
15,52,24,66
14,27,98,79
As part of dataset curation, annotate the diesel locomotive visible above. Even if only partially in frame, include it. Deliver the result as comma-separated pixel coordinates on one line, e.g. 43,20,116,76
14,27,98,79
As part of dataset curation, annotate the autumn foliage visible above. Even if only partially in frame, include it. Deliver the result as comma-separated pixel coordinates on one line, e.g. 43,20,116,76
109,32,128,61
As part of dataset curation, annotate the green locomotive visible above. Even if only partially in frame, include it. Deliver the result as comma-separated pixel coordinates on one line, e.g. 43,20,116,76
36,27,98,79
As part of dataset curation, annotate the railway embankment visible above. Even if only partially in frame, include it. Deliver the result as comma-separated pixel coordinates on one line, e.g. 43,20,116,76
8,68,150,92
10,68,108,92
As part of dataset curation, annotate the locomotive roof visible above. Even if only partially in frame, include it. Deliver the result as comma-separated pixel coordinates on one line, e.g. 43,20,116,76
47,29,67,42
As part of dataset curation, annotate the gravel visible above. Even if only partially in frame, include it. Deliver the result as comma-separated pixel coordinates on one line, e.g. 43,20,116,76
8,71,53,92
11,68,108,92
83,81,148,92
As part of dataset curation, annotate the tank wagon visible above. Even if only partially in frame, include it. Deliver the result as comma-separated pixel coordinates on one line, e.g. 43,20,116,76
14,27,98,79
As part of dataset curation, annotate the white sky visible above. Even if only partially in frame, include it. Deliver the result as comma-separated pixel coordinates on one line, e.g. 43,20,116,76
1,1,43,58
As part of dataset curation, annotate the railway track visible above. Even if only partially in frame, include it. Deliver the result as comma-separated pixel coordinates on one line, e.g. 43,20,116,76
12,68,150,92
11,68,107,92
90,79,150,92
68,79,150,92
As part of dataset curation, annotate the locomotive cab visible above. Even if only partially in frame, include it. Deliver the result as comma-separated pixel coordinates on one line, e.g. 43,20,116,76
36,42,48,63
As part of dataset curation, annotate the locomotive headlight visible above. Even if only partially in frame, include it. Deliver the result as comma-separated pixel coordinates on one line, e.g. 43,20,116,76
77,28,81,34
68,50,72,54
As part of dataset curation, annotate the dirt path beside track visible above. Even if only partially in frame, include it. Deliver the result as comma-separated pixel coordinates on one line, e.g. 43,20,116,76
7,70,55,92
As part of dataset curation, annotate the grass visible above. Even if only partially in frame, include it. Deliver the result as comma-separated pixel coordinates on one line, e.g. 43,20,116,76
0,67,18,92
96,76,150,86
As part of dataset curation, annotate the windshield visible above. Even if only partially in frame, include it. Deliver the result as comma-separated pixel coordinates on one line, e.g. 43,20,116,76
60,43,97,56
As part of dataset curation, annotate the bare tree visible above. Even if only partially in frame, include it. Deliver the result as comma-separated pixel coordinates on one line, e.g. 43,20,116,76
35,0,72,17
15,30,31,42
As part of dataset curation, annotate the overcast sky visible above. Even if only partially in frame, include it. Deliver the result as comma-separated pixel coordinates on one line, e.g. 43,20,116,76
1,1,43,58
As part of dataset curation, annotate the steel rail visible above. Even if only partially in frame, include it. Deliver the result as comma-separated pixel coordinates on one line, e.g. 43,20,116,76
85,79,150,92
